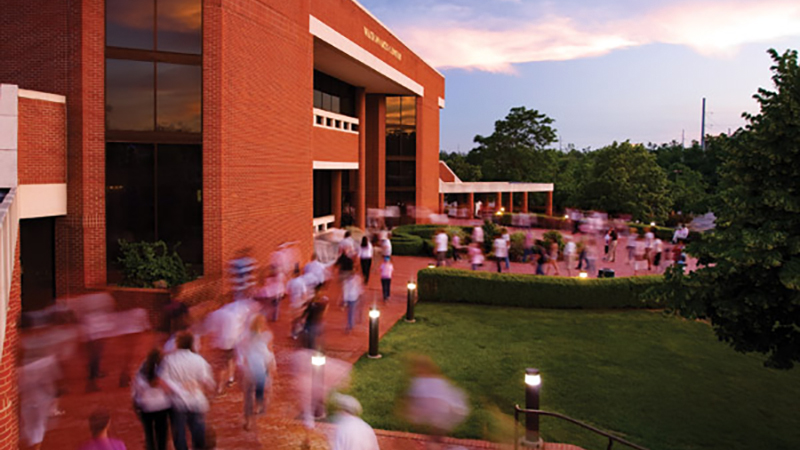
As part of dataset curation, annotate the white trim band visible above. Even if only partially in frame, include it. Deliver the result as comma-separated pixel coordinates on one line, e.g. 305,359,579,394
18,183,67,219
313,161,359,170
313,108,359,134
310,15,424,97
438,97,445,109
18,89,66,104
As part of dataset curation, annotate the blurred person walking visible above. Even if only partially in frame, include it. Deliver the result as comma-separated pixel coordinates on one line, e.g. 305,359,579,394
471,225,484,249
644,227,655,270
160,333,215,450
236,316,276,430
434,229,449,267
546,240,560,275
563,237,577,276
132,349,171,450
255,265,285,322
501,228,511,269
78,409,126,450
468,243,484,271
342,273,364,333
633,234,647,276
492,234,508,273
379,256,394,301
328,394,380,450
625,228,637,265
608,227,618,262
19,355,60,450
653,237,664,273
358,237,374,283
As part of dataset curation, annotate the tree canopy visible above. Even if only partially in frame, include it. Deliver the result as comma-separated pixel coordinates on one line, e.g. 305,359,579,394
660,49,800,368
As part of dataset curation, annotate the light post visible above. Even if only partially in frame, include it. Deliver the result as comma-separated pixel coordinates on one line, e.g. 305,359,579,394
405,280,417,323
523,368,543,448
368,308,381,359
311,352,326,419
578,271,588,279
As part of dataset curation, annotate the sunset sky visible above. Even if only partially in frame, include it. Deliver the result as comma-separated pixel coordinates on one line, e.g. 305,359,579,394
358,0,800,151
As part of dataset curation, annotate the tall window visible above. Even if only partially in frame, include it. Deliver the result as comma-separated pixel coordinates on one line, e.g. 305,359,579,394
385,96,416,206
105,0,203,280
313,71,357,118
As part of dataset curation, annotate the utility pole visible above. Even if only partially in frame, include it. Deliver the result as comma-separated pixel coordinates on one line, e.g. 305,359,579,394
701,97,706,151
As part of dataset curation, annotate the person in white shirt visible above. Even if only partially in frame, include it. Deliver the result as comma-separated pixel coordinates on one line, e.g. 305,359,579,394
256,265,286,322
303,254,327,291
287,268,311,339
501,228,511,269
342,273,364,333
653,238,664,272
492,234,508,273
435,230,449,267
644,228,655,270
380,235,392,258
472,225,484,247
451,234,462,262
358,237,374,283
235,316,276,430
633,235,647,275
328,394,379,450
564,237,577,276
159,333,214,450
132,349,171,450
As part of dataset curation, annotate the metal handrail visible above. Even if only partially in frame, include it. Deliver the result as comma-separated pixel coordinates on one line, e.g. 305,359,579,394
514,405,649,450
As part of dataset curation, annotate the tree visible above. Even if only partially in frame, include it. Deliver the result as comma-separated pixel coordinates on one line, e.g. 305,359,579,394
466,107,557,182
662,49,800,368
580,141,671,221
440,150,482,181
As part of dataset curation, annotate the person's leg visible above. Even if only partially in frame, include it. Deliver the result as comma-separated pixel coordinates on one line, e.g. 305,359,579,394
504,255,510,269
170,409,188,450
154,409,170,450
361,259,371,282
187,412,206,450
346,301,355,331
381,279,390,300
496,257,502,273
242,377,255,421
140,410,156,450
255,374,266,414
271,297,280,321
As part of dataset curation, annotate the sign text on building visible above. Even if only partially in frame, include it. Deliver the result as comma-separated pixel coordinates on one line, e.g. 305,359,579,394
364,27,402,61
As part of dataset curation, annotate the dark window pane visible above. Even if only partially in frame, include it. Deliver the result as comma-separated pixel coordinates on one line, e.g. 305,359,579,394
106,59,155,131
157,63,201,133
157,0,202,54
106,0,154,49
331,96,340,114
322,93,332,112
386,160,416,188
314,90,322,109
157,144,203,268
106,143,156,278
313,170,332,217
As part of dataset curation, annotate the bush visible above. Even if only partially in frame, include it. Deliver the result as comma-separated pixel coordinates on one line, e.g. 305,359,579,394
508,232,526,261
542,230,565,253
418,268,663,309
117,240,192,288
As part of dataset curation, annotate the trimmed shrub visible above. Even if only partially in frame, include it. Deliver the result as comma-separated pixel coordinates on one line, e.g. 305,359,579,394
418,268,663,309
508,232,526,262
117,240,192,288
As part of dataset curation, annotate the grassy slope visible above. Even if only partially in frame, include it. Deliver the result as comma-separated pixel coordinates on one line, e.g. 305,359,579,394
346,304,800,450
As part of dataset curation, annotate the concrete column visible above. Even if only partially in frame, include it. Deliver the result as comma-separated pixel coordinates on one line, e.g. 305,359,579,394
507,192,513,213
332,170,342,227
546,191,553,216
496,192,502,212
522,192,529,213
365,95,386,209
356,88,367,228
467,192,474,218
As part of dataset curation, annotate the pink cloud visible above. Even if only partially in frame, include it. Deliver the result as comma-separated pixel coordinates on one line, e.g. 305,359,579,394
395,0,800,73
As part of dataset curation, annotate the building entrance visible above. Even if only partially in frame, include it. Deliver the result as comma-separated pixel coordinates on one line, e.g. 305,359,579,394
20,217,55,312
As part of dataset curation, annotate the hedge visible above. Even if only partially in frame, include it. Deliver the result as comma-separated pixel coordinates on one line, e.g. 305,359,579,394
417,268,664,309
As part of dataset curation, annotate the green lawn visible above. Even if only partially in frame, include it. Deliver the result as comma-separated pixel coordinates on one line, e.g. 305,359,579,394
345,304,800,450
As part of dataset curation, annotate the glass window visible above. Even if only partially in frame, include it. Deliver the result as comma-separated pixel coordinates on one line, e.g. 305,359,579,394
106,0,154,49
157,144,203,267
313,90,322,109
157,0,202,54
106,143,156,276
313,170,333,217
386,97,401,126
156,63,202,133
106,59,155,131
331,96,340,114
401,96,416,127
386,161,416,188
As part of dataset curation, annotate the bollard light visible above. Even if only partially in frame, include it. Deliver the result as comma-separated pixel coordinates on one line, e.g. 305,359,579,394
578,271,588,279
311,352,326,419
368,308,381,359
563,215,569,220
427,263,436,269
650,221,656,227
405,280,417,323
522,368,543,448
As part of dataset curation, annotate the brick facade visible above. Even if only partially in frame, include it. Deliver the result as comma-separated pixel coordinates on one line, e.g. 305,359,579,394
17,97,67,185
0,237,21,450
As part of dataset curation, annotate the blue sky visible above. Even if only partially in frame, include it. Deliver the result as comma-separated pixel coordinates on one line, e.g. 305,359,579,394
358,0,800,151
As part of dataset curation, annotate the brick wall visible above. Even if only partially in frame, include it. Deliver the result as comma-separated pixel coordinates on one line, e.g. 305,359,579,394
312,126,359,163
17,97,67,185
0,236,21,450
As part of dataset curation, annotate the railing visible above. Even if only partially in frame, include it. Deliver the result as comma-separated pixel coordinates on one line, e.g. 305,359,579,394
312,108,359,134
313,215,336,234
514,405,649,450
0,188,19,361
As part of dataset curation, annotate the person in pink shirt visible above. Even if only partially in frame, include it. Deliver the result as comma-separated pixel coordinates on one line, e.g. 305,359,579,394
78,409,126,450
379,256,394,302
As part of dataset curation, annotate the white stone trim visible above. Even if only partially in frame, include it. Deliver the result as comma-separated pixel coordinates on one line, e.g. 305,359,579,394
18,183,67,219
310,15,424,97
0,85,19,188
313,215,336,234
438,97,445,109
18,89,66,104
313,161,359,170
349,0,445,78
313,108,359,134
439,180,554,194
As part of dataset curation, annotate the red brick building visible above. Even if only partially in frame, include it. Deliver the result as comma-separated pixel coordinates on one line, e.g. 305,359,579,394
0,2,444,446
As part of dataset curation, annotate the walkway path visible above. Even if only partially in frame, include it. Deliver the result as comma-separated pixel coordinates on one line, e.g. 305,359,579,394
33,252,620,449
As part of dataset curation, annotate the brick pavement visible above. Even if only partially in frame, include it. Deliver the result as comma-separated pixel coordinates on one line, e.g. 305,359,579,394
28,252,627,449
